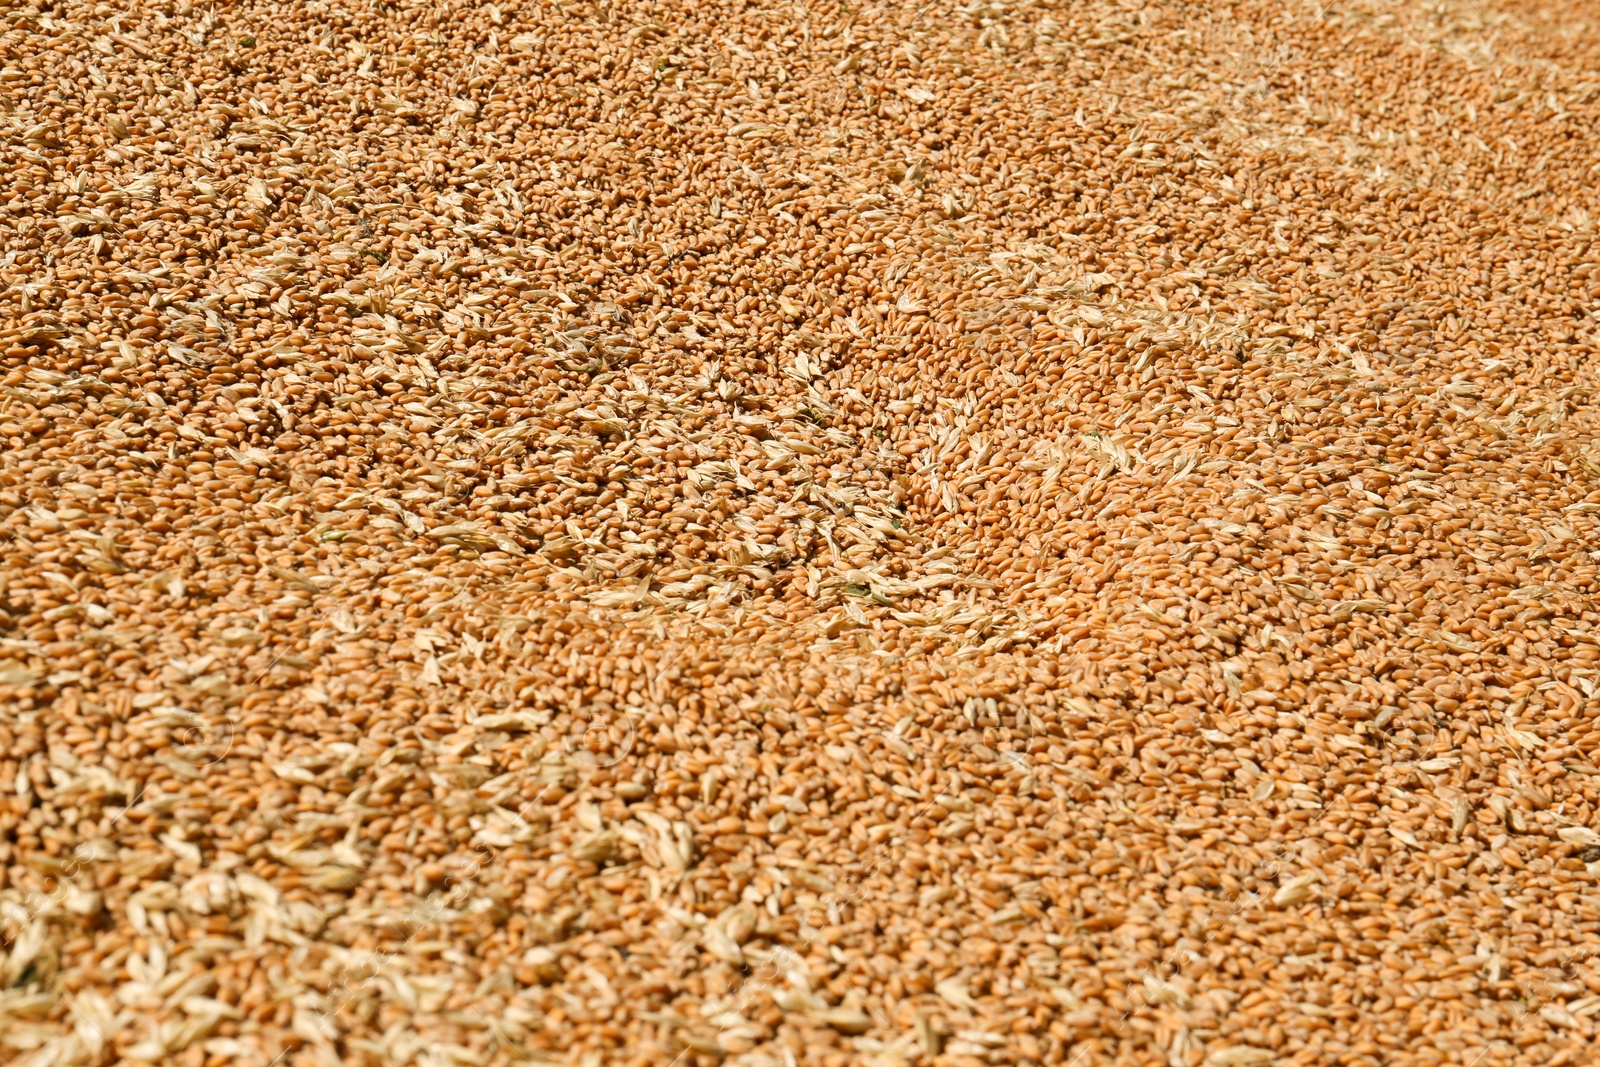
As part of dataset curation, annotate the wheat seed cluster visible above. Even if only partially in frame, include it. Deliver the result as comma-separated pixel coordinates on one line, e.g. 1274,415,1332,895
3,0,1600,1065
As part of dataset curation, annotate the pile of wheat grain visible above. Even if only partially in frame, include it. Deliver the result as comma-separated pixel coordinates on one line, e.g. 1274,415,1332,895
4,0,1600,1065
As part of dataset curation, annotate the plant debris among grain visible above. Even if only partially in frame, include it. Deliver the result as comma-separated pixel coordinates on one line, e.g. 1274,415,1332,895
4,0,1600,1064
